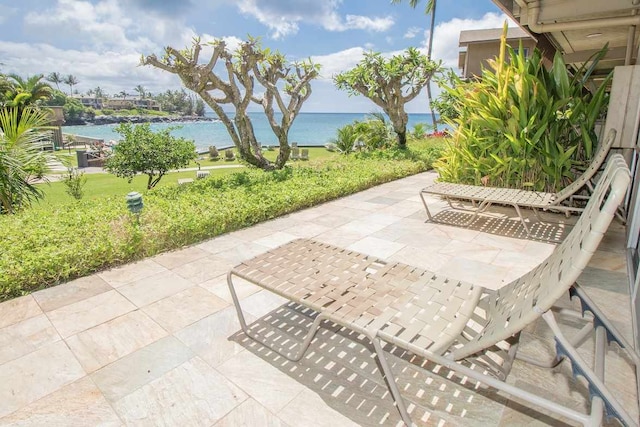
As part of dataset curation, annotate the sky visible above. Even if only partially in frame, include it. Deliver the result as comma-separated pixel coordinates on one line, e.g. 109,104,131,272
0,0,515,113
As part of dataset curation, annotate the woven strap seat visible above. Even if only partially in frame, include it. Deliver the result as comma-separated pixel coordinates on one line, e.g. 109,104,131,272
232,239,481,355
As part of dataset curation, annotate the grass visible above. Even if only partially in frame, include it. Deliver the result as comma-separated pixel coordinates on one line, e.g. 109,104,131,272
36,168,242,207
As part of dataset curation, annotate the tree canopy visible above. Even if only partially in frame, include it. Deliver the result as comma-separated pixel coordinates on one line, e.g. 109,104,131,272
105,123,197,189
142,37,319,170
334,48,439,148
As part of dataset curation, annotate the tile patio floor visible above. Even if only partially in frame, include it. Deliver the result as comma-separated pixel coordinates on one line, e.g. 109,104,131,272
0,171,637,426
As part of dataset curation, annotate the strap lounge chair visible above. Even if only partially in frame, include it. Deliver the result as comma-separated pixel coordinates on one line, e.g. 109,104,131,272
227,154,637,426
300,148,309,161
419,129,617,237
224,149,235,161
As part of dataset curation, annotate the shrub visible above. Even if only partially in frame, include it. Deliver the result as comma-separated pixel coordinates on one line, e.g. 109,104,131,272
63,167,87,200
0,144,440,300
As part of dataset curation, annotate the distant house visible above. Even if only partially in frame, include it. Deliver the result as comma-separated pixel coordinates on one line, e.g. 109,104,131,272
103,96,161,111
458,27,537,79
71,95,103,109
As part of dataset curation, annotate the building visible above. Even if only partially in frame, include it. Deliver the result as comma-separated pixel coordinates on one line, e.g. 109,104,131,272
458,26,537,79
70,95,161,111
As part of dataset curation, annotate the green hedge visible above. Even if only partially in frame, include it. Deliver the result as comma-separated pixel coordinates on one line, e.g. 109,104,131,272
1,153,436,300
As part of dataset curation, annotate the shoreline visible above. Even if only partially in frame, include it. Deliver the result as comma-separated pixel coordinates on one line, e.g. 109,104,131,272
63,115,218,127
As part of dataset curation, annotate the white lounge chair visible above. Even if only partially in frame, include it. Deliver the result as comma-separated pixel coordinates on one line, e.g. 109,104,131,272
228,154,637,426
419,129,617,237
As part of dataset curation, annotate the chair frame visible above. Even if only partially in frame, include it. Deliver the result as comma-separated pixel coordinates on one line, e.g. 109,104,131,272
419,129,617,238
227,154,637,426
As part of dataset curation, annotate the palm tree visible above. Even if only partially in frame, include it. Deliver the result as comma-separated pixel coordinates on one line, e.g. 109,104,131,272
93,86,105,99
63,74,79,95
0,107,53,214
392,0,438,132
119,90,128,100
134,85,146,99
4,74,53,108
46,72,62,91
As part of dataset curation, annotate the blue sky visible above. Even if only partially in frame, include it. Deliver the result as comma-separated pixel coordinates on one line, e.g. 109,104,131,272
0,0,513,113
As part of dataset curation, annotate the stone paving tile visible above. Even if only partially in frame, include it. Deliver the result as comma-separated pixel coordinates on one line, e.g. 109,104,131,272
91,336,193,403
170,255,235,285
213,398,289,427
309,213,352,228
253,231,297,249
98,259,168,288
151,246,210,269
238,290,289,319
282,223,332,239
33,275,113,312
437,257,511,290
66,310,167,373
0,341,86,418
336,220,388,237
0,377,122,426
278,389,361,427
214,241,272,265
314,228,364,248
113,357,246,427
438,239,502,263
116,271,195,308
389,245,453,272
346,236,406,259
0,314,60,365
0,295,42,329
142,285,229,333
46,290,135,338
217,350,305,413
175,306,255,368
201,275,259,305
196,234,247,255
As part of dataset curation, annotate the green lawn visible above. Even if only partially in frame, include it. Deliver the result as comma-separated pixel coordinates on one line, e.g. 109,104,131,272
35,168,242,207
54,146,338,170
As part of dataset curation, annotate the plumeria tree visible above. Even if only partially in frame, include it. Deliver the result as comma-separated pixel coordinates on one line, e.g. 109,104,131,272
334,48,439,148
142,37,319,170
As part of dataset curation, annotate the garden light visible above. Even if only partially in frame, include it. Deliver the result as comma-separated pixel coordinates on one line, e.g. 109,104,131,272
125,192,144,214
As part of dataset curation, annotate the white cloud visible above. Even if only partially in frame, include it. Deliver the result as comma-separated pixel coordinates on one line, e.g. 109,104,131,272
344,15,394,32
311,47,365,80
404,26,421,39
236,0,394,39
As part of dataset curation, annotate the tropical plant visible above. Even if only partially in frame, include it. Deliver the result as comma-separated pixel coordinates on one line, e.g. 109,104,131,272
0,107,53,214
334,48,440,148
63,74,79,95
93,86,106,99
105,123,197,189
46,72,62,91
353,114,395,150
430,69,462,123
435,24,611,192
330,123,360,154
142,37,319,170
63,167,87,200
3,74,53,109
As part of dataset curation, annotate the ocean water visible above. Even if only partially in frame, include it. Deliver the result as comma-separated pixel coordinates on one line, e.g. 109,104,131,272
62,112,440,152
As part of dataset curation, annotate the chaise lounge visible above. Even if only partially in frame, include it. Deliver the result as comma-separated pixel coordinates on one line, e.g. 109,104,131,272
227,154,637,426
419,129,617,237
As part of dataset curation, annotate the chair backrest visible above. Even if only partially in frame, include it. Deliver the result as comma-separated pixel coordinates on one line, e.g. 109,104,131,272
451,154,630,360
291,147,300,159
225,149,234,159
301,148,309,159
554,128,616,203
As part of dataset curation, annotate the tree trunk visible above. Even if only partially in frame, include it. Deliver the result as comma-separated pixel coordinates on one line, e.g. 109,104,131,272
397,131,407,148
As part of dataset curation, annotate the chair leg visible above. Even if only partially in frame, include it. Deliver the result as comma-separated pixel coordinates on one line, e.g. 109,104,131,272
419,191,435,222
542,311,638,427
511,204,532,237
227,272,323,362
369,336,415,427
